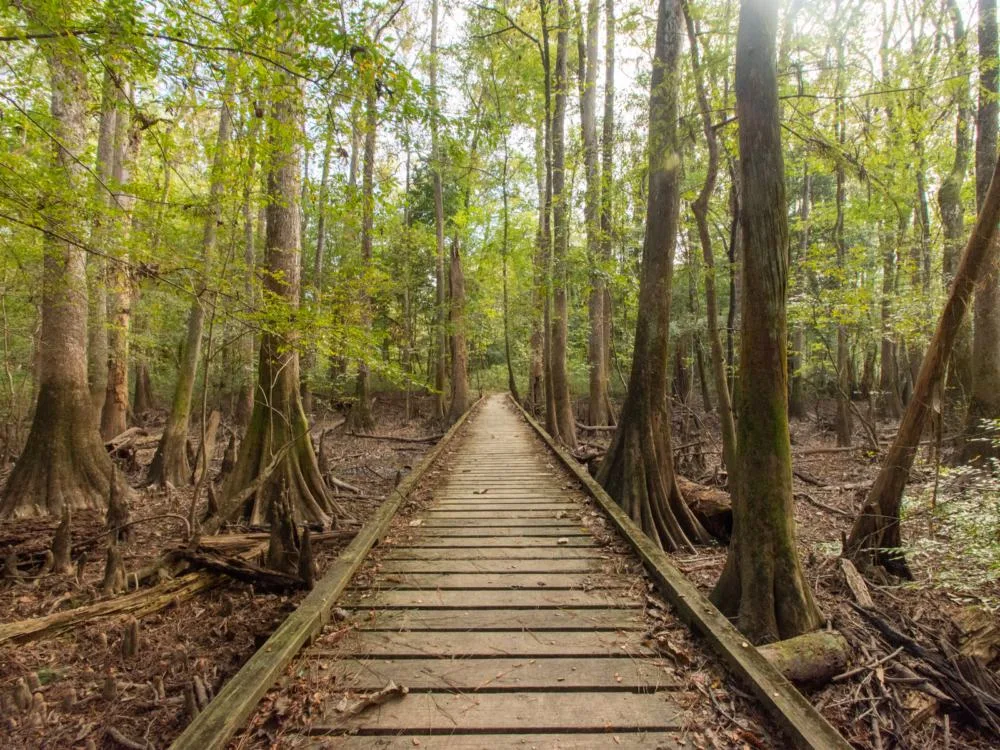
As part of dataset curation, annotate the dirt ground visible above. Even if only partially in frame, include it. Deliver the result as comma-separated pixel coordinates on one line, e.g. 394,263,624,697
0,392,441,749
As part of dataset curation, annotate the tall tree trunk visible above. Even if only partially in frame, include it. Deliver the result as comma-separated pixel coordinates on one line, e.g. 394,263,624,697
430,0,448,422
710,0,823,644
683,0,736,480
235,102,264,429
578,0,606,426
100,86,141,440
148,81,233,488
596,0,709,552
833,31,852,447
600,0,616,415
87,67,117,418
220,15,341,527
549,0,577,449
878,219,904,419
540,0,559,439
846,145,1000,577
2,12,115,517
302,108,333,416
789,167,809,419
447,230,469,422
347,83,378,432
528,122,547,412
962,0,1000,463
501,139,520,402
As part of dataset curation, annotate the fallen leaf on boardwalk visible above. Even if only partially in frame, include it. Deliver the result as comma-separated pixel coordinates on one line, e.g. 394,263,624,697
557,538,569,545
408,519,422,527
472,489,489,495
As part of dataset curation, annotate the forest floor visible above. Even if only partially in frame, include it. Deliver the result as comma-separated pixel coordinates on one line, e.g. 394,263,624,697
0,392,441,749
581,395,1000,749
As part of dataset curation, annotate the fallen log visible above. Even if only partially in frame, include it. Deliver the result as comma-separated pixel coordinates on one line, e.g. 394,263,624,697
758,630,851,686
0,572,219,646
345,432,444,444
173,550,304,592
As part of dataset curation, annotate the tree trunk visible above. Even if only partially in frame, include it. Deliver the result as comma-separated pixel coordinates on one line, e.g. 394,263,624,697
100,88,141,441
133,361,154,416
833,35,852,448
87,67,116,419
302,108,333,417
962,0,1000,464
148,81,232,488
596,0,709,553
600,0,616,413
549,0,577,449
347,84,377,433
235,103,263,429
845,127,1000,578
528,122,547,413
430,0,448,423
447,232,469,422
683,0,736,480
220,17,342,528
710,0,823,644
878,218,905,419
540,4,558,439
578,0,606,426
1,13,115,518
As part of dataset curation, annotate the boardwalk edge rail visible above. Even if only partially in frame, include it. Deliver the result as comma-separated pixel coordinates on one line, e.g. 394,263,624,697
509,394,852,750
169,398,483,750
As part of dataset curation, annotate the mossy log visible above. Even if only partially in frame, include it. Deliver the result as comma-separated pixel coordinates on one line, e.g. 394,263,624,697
758,631,851,686
676,476,732,542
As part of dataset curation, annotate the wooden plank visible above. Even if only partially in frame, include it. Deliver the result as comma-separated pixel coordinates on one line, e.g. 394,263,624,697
423,510,579,519
431,502,580,510
510,395,853,750
396,537,596,548
308,656,681,691
409,527,589,537
347,608,646,631
167,399,483,750
312,691,688,733
360,572,624,589
377,559,604,573
420,517,577,526
341,589,640,609
382,547,606,560
323,630,653,658
289,732,691,749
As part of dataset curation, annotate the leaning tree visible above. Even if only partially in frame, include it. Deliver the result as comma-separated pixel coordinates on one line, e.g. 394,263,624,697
709,0,823,644
218,19,342,527
1,5,117,518
596,0,710,552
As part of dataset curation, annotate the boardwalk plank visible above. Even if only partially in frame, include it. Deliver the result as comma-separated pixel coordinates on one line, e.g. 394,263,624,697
360,572,624,589
345,608,646,631
341,589,640,608
381,547,606,560
376,558,606,573
290,733,691,748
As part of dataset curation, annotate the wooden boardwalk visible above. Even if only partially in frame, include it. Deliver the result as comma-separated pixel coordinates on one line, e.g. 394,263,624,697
278,396,711,748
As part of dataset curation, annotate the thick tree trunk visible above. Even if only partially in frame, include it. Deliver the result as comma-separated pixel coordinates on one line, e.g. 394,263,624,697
347,85,377,433
101,92,141,441
1,16,115,518
596,0,709,553
710,0,823,644
683,0,736,480
962,0,1000,463
845,137,1000,578
148,85,232,488
220,20,341,528
549,0,577,449
133,361,154,416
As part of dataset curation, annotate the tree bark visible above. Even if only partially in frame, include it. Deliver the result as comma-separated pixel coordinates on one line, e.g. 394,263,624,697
845,125,1000,578
549,0,577,449
600,0,616,415
347,82,377,432
100,87,141,441
528,122,547,413
148,80,232,488
596,0,709,553
962,0,1000,463
430,0,448,423
579,0,606,426
833,32,852,447
221,15,342,528
710,0,823,644
1,9,115,517
682,0,737,482
447,231,469,421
